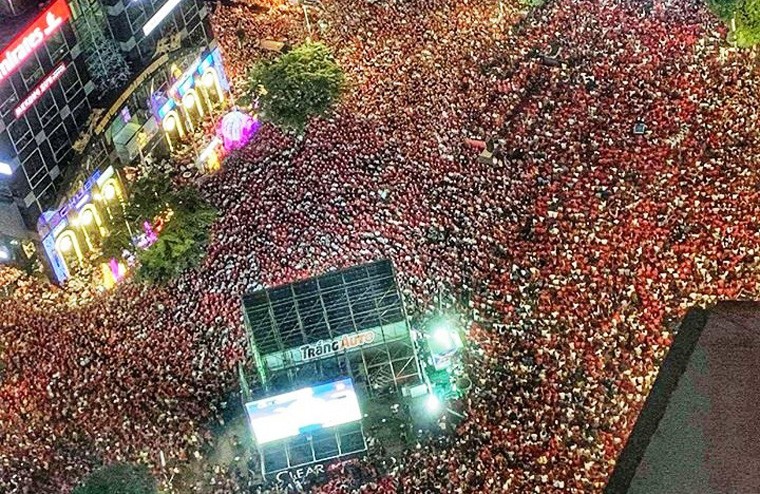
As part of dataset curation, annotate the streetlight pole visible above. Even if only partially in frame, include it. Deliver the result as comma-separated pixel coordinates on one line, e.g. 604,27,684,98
303,3,313,39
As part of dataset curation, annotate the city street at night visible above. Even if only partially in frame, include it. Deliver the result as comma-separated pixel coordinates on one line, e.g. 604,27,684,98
1,0,760,492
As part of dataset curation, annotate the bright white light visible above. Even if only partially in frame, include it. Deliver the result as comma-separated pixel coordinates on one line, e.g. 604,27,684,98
80,210,94,226
0,246,10,261
163,115,176,131
142,0,183,35
58,236,72,252
425,394,441,414
434,327,453,348
182,93,195,109
0,162,12,176
102,183,116,201
202,70,216,88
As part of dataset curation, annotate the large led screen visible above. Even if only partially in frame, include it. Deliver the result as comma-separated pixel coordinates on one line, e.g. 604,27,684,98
245,378,362,445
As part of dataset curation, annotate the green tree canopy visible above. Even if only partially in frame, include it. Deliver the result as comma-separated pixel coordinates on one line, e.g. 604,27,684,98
73,463,157,494
99,174,173,261
100,206,133,261
247,41,346,131
707,0,760,46
100,174,217,284
735,0,760,46
708,0,738,19
135,187,217,284
123,174,173,224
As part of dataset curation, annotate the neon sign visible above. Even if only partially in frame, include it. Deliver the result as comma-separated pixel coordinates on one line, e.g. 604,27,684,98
14,62,67,118
0,0,70,84
169,52,214,98
157,98,176,119
142,0,183,36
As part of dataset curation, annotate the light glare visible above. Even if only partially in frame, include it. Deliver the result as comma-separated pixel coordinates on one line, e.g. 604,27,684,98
426,394,441,413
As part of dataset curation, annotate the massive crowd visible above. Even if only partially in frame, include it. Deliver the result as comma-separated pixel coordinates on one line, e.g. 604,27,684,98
2,0,760,492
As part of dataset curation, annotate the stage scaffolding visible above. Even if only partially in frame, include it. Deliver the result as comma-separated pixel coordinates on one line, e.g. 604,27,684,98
241,259,423,399
240,260,424,478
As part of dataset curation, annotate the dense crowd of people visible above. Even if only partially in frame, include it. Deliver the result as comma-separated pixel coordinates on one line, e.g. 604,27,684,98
2,0,760,492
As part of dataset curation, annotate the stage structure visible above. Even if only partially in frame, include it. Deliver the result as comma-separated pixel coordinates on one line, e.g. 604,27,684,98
241,259,424,477
242,259,423,396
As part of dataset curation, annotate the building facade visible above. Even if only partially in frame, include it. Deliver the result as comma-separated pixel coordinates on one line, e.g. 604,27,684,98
0,0,227,277
0,0,95,227
100,0,210,66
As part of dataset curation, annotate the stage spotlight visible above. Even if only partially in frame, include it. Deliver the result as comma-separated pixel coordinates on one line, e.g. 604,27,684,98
425,394,441,414
433,326,454,349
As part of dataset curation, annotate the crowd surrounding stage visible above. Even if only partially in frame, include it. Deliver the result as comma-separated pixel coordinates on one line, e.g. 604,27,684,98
2,0,760,492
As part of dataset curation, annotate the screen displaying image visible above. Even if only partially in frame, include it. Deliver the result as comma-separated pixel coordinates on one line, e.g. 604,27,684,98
245,378,362,445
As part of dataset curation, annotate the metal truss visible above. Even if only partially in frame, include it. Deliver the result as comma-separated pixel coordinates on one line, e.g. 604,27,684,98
242,260,423,395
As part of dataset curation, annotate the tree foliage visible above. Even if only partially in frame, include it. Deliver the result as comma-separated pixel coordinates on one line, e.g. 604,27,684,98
100,207,133,261
99,174,172,261
135,187,217,284
247,41,346,131
123,174,173,225
735,0,760,46
73,463,157,494
101,174,217,284
708,0,760,46
708,0,739,19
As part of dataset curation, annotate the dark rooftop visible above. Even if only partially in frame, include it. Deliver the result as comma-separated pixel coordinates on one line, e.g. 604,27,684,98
605,301,760,494
242,259,404,356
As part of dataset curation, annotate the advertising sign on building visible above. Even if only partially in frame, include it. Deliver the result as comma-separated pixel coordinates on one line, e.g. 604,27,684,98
0,0,70,84
14,62,67,119
299,330,376,361
259,321,410,372
275,464,325,486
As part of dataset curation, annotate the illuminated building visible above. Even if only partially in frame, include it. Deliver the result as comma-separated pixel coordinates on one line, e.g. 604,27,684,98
36,164,124,282
0,0,228,281
92,0,222,161
100,0,211,66
0,0,95,226
148,47,229,155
